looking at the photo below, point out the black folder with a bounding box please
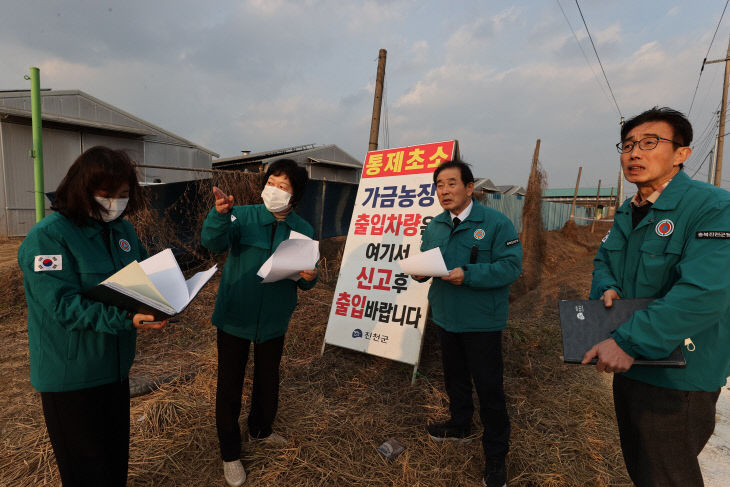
[558,298,686,368]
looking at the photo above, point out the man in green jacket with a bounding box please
[584,107,730,487]
[415,160,522,487]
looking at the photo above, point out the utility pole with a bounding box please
[590,179,602,233]
[569,166,582,221]
[616,168,624,210]
[704,35,730,187]
[709,135,719,185]
[368,49,387,152]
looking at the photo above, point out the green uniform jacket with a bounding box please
[420,199,522,332]
[590,170,730,391]
[201,204,317,343]
[18,212,146,393]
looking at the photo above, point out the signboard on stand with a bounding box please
[322,140,458,380]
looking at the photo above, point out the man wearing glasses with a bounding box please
[583,107,730,486]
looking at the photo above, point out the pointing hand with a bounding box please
[213,186,234,214]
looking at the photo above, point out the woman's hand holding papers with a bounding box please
[133,313,167,330]
[299,269,317,282]
[213,186,234,214]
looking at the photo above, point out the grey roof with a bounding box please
[307,157,363,169]
[474,178,499,192]
[496,185,526,196]
[0,90,218,157]
[213,144,362,169]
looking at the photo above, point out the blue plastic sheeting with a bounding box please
[296,180,358,240]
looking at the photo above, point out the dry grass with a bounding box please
[0,200,631,485]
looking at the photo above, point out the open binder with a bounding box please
[84,249,218,320]
[558,298,686,368]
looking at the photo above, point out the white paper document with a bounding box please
[136,248,218,313]
[398,247,449,277]
[88,248,218,318]
[257,232,320,283]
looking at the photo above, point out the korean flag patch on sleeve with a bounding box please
[34,255,62,272]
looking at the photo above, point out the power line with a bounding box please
[691,149,714,179]
[688,0,730,117]
[574,0,622,119]
[693,103,721,143]
[555,0,613,109]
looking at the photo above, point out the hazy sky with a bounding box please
[2,0,730,195]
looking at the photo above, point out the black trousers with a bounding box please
[216,328,285,461]
[613,374,720,487]
[439,327,510,461]
[41,379,130,487]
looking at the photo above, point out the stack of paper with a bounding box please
[257,230,320,283]
[84,249,218,319]
[398,248,449,277]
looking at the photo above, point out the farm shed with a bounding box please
[213,144,362,184]
[0,90,218,236]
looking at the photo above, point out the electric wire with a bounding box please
[690,149,714,179]
[686,108,720,170]
[574,0,622,119]
[693,103,721,144]
[688,127,717,170]
[688,0,730,117]
[555,0,613,109]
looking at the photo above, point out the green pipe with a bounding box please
[30,67,45,222]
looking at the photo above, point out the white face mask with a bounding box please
[94,196,129,222]
[261,185,292,213]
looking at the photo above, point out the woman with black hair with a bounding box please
[201,158,318,486]
[17,146,166,486]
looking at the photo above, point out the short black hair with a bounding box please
[432,159,475,185]
[263,158,308,206]
[52,146,143,225]
[621,107,693,147]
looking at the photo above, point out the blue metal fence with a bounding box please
[479,193,591,232]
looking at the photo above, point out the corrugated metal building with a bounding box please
[0,89,218,236]
[213,144,362,183]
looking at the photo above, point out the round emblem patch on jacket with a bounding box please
[119,238,131,252]
[474,229,485,240]
[655,219,674,237]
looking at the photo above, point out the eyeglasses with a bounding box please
[616,136,681,154]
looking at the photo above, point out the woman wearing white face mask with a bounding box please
[17,146,166,486]
[201,159,318,486]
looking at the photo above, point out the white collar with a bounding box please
[450,200,473,222]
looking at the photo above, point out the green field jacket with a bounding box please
[590,170,730,391]
[420,200,522,332]
[18,212,146,392]
[201,204,317,343]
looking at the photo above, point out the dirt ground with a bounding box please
[0,226,636,486]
